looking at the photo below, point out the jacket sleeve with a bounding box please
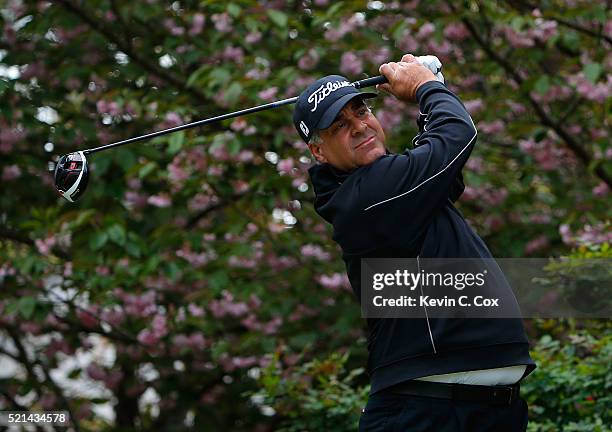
[361,81,477,248]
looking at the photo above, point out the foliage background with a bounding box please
[0,0,610,430]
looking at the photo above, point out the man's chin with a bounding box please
[360,147,386,166]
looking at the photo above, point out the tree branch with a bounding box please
[453,7,612,188]
[5,327,81,432]
[55,0,208,103]
[0,226,70,261]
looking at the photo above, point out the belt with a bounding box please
[389,380,520,406]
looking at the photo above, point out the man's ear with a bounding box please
[308,142,327,164]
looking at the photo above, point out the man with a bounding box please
[292,54,536,432]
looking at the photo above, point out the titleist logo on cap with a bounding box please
[307,80,353,112]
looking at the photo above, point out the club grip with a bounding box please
[352,75,388,89]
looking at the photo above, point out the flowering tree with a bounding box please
[0,0,609,430]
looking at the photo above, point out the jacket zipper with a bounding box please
[417,255,437,354]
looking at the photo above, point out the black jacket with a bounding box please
[308,81,536,394]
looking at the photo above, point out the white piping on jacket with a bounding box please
[363,118,477,212]
[417,255,437,353]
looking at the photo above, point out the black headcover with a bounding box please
[54,151,89,202]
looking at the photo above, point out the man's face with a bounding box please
[308,98,386,171]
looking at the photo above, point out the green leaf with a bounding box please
[186,65,209,88]
[583,63,602,84]
[90,231,108,250]
[139,161,157,178]
[125,241,141,257]
[107,224,126,246]
[18,297,36,319]
[0,79,9,96]
[168,131,185,154]
[325,2,345,18]
[267,10,287,28]
[534,75,550,95]
[227,3,241,18]
[224,82,243,105]
[208,68,231,89]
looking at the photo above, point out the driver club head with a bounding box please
[54,151,89,202]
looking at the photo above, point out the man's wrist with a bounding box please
[415,80,446,105]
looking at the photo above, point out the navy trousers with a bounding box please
[358,390,528,431]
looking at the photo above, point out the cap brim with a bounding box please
[315,91,378,131]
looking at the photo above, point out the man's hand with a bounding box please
[377,54,437,103]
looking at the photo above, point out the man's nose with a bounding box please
[351,117,367,135]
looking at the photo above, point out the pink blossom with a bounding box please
[0,124,26,153]
[574,223,612,246]
[148,193,172,207]
[298,49,319,70]
[258,87,278,101]
[210,141,230,161]
[117,289,157,318]
[189,13,206,36]
[103,370,123,390]
[262,316,282,335]
[233,356,258,368]
[317,273,350,292]
[592,182,609,197]
[151,314,168,338]
[528,19,557,42]
[245,31,262,44]
[86,364,107,381]
[559,224,573,245]
[167,160,189,183]
[300,244,331,260]
[266,255,297,270]
[137,329,160,346]
[163,18,185,36]
[2,164,21,180]
[232,180,249,194]
[100,308,125,327]
[223,46,244,64]
[503,26,534,48]
[397,31,418,52]
[21,61,47,80]
[340,52,363,76]
[209,290,249,318]
[370,47,391,65]
[444,23,470,40]
[211,13,232,33]
[76,308,99,329]
[231,118,247,131]
[478,120,504,135]
[188,193,218,212]
[484,216,503,231]
[187,303,205,317]
[35,235,56,255]
[277,158,294,175]
[464,99,484,114]
[160,112,183,129]
[465,156,484,174]
[176,244,217,267]
[524,235,549,255]
[417,22,435,39]
[288,304,316,322]
[528,213,551,224]
[237,150,254,162]
[123,191,148,210]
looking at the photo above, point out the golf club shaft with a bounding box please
[84,75,389,155]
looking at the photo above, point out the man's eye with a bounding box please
[334,122,346,132]
[357,108,368,116]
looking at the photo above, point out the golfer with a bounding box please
[293,54,536,431]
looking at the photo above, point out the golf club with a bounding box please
[54,57,442,202]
